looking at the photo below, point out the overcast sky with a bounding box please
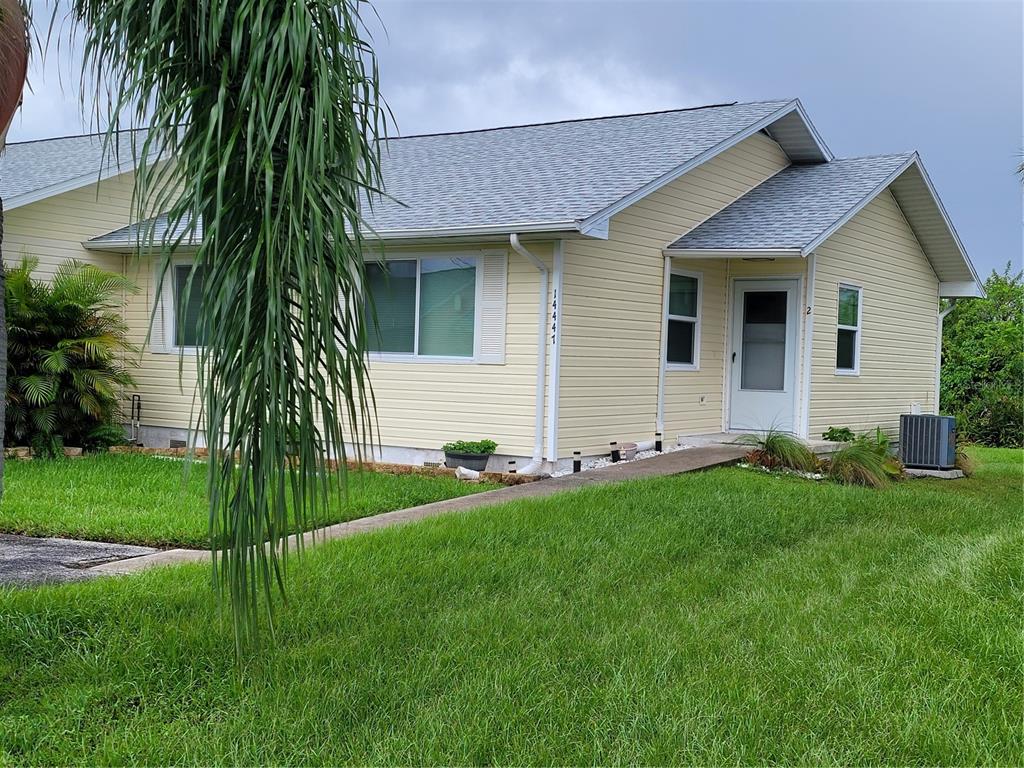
[7,0,1022,277]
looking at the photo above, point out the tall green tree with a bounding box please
[61,0,385,644]
[941,265,1024,447]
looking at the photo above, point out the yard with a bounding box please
[0,453,500,548]
[0,447,1019,764]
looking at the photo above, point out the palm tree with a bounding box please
[0,0,31,498]
[5,1,385,647]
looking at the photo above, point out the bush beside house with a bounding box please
[4,258,138,457]
[941,265,1024,447]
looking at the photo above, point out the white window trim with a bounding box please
[835,282,863,376]
[162,256,203,355]
[363,251,487,364]
[664,267,702,371]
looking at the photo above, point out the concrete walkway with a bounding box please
[0,534,157,586]
[89,444,747,576]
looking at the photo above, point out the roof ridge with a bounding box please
[383,100,794,142]
[5,100,799,146]
[3,127,147,147]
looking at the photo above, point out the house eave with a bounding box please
[662,247,803,260]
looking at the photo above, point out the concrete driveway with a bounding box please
[0,534,158,587]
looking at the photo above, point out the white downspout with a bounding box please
[799,252,816,438]
[510,233,548,474]
[656,254,671,434]
[935,299,956,414]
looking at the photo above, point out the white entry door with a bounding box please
[728,279,800,433]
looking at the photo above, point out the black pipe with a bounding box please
[572,451,581,473]
[655,432,663,452]
[610,441,620,463]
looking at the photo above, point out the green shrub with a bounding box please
[82,422,129,452]
[941,265,1023,447]
[739,430,818,472]
[5,258,138,456]
[822,426,855,442]
[442,439,498,455]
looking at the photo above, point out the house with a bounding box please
[0,99,982,472]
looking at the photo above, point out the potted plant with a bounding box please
[442,439,497,472]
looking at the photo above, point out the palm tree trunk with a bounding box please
[0,197,7,496]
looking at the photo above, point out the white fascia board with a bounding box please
[799,155,919,255]
[939,281,984,298]
[368,220,582,241]
[83,220,586,251]
[6,150,168,211]
[662,247,802,259]
[6,164,135,211]
[577,100,830,235]
[791,98,835,162]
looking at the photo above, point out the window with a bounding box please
[665,270,700,368]
[740,290,788,391]
[173,262,206,348]
[836,284,862,373]
[364,256,478,358]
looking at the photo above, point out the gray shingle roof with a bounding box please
[86,214,200,248]
[0,130,153,203]
[362,100,798,232]
[667,154,913,252]
[7,100,830,236]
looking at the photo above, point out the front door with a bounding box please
[728,279,800,433]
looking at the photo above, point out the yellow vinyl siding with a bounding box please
[358,243,551,457]
[809,190,939,437]
[558,133,791,455]
[122,243,551,456]
[3,171,138,277]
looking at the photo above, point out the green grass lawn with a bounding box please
[0,447,1019,765]
[0,453,500,548]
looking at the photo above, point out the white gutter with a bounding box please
[799,252,816,438]
[662,247,802,260]
[545,241,564,461]
[510,233,549,474]
[935,299,957,414]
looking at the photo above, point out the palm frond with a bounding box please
[66,0,386,645]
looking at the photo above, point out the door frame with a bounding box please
[723,274,805,434]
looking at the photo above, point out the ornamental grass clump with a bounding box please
[738,429,818,473]
[823,428,904,487]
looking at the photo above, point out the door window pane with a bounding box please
[667,319,695,365]
[740,290,787,391]
[838,287,860,327]
[837,328,857,370]
[174,264,206,347]
[669,273,698,317]
[418,257,476,357]
[365,260,416,353]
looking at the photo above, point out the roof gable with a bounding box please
[666,153,981,296]
[0,130,153,209]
